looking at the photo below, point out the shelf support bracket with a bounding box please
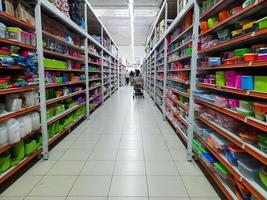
[35,1,49,160]
[187,0,200,162]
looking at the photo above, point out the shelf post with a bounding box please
[187,0,200,161]
[109,56,111,97]
[84,4,90,119]
[35,1,49,160]
[162,2,168,119]
[101,27,104,104]
[154,51,156,104]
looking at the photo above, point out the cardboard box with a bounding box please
[4,0,15,16]
[15,3,35,26]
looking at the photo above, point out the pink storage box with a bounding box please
[257,54,267,61]
[229,99,239,109]
[235,75,242,89]
[226,71,240,87]
[215,96,229,108]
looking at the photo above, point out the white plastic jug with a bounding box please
[7,119,21,144]
[0,124,8,146]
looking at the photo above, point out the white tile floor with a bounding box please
[0,87,221,200]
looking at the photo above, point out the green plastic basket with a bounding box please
[254,76,267,92]
[11,140,25,165]
[24,139,37,156]
[0,152,11,173]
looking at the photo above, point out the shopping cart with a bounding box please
[133,77,144,99]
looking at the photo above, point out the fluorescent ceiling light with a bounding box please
[94,8,157,18]
[94,8,129,17]
[129,0,134,60]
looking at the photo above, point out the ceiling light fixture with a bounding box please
[129,0,134,60]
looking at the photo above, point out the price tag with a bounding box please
[251,32,256,37]
[246,90,250,95]
[248,61,252,67]
[242,143,245,149]
[244,117,248,123]
[239,176,243,182]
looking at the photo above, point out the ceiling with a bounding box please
[88,0,163,46]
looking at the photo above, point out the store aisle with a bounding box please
[1,87,220,200]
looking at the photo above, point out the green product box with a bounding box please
[254,76,267,92]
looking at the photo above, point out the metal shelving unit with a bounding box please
[0,0,118,185]
[141,0,267,199]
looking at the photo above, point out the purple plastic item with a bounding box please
[229,99,239,109]
[235,75,242,89]
[226,71,240,87]
[204,78,209,84]
[258,54,267,61]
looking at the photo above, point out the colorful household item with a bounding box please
[231,29,243,38]
[215,71,225,86]
[234,48,252,56]
[0,152,11,173]
[258,17,267,30]
[236,181,251,200]
[258,54,267,61]
[242,0,256,8]
[24,139,37,156]
[217,28,231,41]
[237,158,261,182]
[207,17,218,29]
[218,10,230,22]
[254,76,267,92]
[224,57,239,65]
[243,53,258,61]
[253,103,267,121]
[239,132,258,144]
[225,144,245,166]
[11,140,25,166]
[208,57,221,66]
[214,162,231,181]
[259,167,267,189]
[242,20,258,33]
[225,71,239,87]
[7,27,22,41]
[229,99,239,110]
[200,21,209,33]
[235,75,242,89]
[241,76,254,90]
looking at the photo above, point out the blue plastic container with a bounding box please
[225,150,238,166]
[241,76,254,90]
[208,57,221,66]
[202,153,217,168]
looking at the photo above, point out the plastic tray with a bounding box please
[237,158,262,182]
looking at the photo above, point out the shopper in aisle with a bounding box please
[125,70,130,85]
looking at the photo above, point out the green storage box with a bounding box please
[36,135,43,148]
[25,139,37,156]
[259,167,267,189]
[11,140,25,166]
[214,162,230,180]
[56,77,63,84]
[207,17,218,29]
[0,152,11,172]
[44,58,66,69]
[254,76,267,92]
[258,17,267,30]
[185,48,192,55]
[234,48,252,56]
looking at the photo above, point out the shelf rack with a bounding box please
[0,2,42,185]
[141,0,267,199]
[0,0,118,185]
[119,60,127,86]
